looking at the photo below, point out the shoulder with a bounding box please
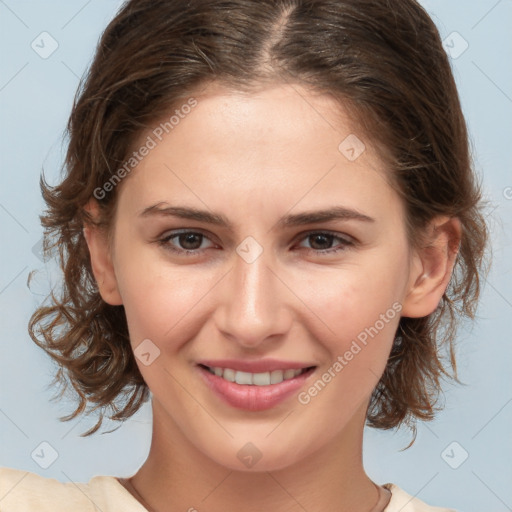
[384,483,458,512]
[0,466,91,511]
[0,466,146,511]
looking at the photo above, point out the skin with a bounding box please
[84,83,460,512]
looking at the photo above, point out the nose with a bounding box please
[213,247,293,349]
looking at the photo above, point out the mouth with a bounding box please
[196,361,317,411]
[199,364,315,386]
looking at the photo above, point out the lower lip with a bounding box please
[198,366,315,411]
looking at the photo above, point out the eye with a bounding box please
[296,231,354,254]
[156,229,354,257]
[157,230,216,255]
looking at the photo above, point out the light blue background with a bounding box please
[0,1,511,511]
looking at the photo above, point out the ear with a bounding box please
[401,216,461,318]
[82,199,123,306]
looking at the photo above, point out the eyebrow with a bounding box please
[138,203,375,228]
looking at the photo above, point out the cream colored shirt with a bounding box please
[0,467,456,511]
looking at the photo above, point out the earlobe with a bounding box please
[401,217,461,318]
[82,200,123,306]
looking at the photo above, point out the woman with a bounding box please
[0,0,488,510]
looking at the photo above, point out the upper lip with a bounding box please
[198,359,316,373]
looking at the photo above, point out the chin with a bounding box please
[219,449,298,473]
[195,431,318,474]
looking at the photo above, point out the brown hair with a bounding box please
[29,0,488,437]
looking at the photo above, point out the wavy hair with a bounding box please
[29,0,488,437]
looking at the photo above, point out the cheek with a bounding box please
[295,273,402,418]
[297,259,406,345]
[290,253,408,408]
[114,243,216,345]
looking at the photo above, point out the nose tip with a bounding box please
[214,247,292,349]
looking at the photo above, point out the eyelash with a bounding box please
[156,229,355,257]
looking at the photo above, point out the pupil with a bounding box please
[179,233,202,250]
[310,234,333,250]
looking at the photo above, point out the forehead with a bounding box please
[116,83,401,225]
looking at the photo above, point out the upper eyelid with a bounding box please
[159,229,354,248]
[294,231,355,249]
[160,227,217,240]
[160,229,219,246]
[295,229,353,240]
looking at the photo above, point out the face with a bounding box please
[89,83,430,472]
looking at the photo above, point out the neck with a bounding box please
[127,401,381,512]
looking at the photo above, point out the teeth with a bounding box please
[223,368,236,382]
[284,369,296,380]
[253,372,271,386]
[207,366,306,386]
[235,371,252,385]
[270,370,284,384]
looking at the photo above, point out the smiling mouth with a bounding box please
[198,364,316,386]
